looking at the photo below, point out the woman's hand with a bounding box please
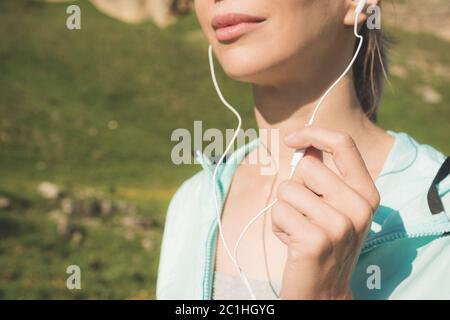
[272,125,380,300]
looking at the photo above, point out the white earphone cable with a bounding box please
[208,46,258,299]
[208,4,365,300]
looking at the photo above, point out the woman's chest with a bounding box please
[214,169,288,285]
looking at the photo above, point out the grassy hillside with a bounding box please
[0,0,448,299]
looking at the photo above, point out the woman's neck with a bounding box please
[252,74,392,180]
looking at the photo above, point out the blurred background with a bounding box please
[0,0,449,299]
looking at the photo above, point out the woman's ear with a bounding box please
[343,0,380,27]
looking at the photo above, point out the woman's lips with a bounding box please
[211,13,266,42]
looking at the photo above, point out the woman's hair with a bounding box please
[352,15,391,123]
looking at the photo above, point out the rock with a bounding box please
[48,210,71,238]
[61,197,73,215]
[38,182,62,200]
[390,65,408,78]
[71,231,84,246]
[121,215,153,232]
[82,198,102,217]
[60,193,127,217]
[100,199,114,217]
[107,120,118,130]
[141,238,154,251]
[415,85,442,104]
[61,197,87,216]
[0,196,11,210]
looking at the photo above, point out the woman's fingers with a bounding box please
[277,180,357,246]
[293,155,375,234]
[284,125,380,210]
[271,200,311,243]
[271,200,333,260]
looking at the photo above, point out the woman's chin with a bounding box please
[215,45,256,73]
[215,44,290,84]
[222,67,259,83]
[222,62,283,85]
[219,55,270,83]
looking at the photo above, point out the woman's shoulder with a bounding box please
[372,130,450,238]
[381,131,447,177]
[378,130,449,195]
[167,169,210,211]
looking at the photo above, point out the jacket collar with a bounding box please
[195,138,260,193]
[195,131,450,249]
[194,131,416,190]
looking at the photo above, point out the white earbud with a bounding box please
[208,0,368,300]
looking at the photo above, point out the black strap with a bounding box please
[427,157,450,214]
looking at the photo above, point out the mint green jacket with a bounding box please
[157,131,450,299]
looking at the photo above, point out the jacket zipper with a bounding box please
[202,220,219,299]
[197,151,224,300]
[202,179,224,300]
[362,228,450,253]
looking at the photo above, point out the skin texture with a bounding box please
[194,0,390,299]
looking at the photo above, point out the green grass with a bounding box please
[0,0,449,299]
[379,29,450,152]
